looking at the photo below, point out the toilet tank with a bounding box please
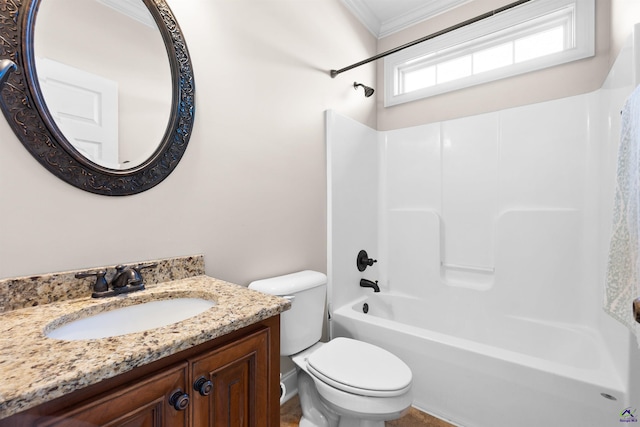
[248,270,327,356]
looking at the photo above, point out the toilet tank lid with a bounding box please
[248,270,327,295]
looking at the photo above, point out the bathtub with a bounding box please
[330,293,626,427]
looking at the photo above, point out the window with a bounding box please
[384,0,594,106]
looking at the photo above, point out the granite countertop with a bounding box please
[0,273,289,420]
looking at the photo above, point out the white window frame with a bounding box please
[384,0,595,107]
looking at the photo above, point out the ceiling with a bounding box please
[341,0,470,38]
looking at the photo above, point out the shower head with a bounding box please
[354,82,375,98]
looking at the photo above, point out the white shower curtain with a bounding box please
[605,84,640,345]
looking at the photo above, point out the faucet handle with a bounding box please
[133,262,158,281]
[134,262,158,272]
[75,270,108,293]
[357,250,377,272]
[114,262,158,272]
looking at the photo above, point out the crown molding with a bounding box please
[341,0,471,39]
[340,0,381,37]
[379,0,470,38]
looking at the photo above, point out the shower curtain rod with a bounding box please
[330,0,532,78]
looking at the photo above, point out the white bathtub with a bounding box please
[330,293,626,427]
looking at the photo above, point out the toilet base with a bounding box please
[297,367,338,427]
[296,368,407,427]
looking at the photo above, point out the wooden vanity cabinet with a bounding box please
[190,327,269,427]
[0,316,280,427]
[35,364,190,427]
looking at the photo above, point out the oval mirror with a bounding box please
[0,0,195,195]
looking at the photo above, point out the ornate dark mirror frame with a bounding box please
[0,0,195,196]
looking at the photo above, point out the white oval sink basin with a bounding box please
[46,298,216,340]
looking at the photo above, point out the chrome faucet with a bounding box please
[76,263,158,298]
[360,278,380,293]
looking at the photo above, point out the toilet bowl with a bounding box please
[248,271,413,427]
[292,339,413,427]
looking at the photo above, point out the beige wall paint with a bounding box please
[0,0,376,285]
[376,0,617,130]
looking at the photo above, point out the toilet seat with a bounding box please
[306,337,412,398]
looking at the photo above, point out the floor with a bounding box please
[280,395,455,427]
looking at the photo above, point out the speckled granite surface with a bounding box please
[0,255,205,313]
[0,257,289,420]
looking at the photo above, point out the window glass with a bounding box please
[403,66,436,93]
[473,42,514,74]
[437,55,472,84]
[514,26,565,63]
[384,0,594,106]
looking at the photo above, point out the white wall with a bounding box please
[326,111,379,313]
[612,0,640,59]
[331,93,600,324]
[380,95,601,322]
[0,0,377,285]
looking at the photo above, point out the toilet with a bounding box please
[249,270,413,427]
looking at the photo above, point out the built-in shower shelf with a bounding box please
[441,261,495,290]
[440,262,495,273]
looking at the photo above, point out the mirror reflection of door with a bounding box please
[37,58,119,168]
[33,0,172,170]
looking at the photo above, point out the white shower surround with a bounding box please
[326,25,640,427]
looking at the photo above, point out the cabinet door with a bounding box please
[36,363,189,427]
[190,328,269,427]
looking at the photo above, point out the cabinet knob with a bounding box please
[194,376,213,396]
[169,389,190,411]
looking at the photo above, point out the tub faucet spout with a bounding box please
[360,278,380,293]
